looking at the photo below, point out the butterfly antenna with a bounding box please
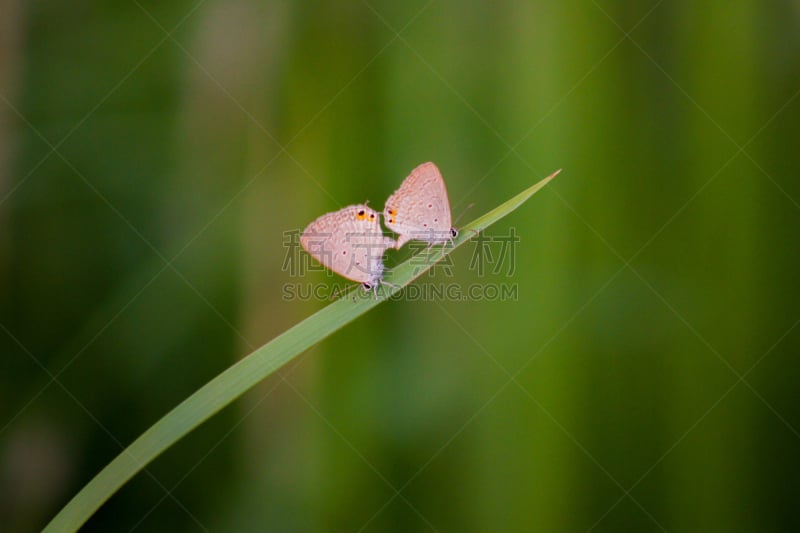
[453,202,474,227]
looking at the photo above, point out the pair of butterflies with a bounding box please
[300,162,457,292]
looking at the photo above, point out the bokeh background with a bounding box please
[2,1,799,531]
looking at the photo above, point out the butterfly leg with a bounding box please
[381,279,400,291]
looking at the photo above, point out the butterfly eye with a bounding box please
[451,228,458,238]
[356,210,366,220]
[369,213,375,220]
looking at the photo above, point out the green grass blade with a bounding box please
[43,169,560,532]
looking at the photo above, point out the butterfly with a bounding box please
[384,162,458,250]
[300,204,396,294]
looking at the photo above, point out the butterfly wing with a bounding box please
[384,162,453,249]
[301,205,394,286]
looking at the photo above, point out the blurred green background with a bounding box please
[2,0,799,531]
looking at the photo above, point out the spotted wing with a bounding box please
[384,162,453,248]
[300,205,394,285]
